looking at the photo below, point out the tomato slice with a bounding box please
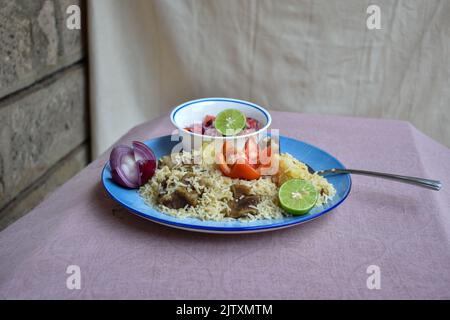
[223,141,235,157]
[222,141,246,164]
[217,143,261,180]
[216,152,233,177]
[230,162,261,180]
[258,146,280,176]
[216,137,280,180]
[245,137,259,168]
[258,146,272,167]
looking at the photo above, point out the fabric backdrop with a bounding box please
[88,0,450,157]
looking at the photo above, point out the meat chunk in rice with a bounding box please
[158,187,198,209]
[230,184,251,199]
[227,184,260,218]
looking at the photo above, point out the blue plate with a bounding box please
[102,135,351,234]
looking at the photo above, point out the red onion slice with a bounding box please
[111,167,139,188]
[110,145,133,169]
[246,117,260,130]
[109,146,140,188]
[109,142,156,189]
[202,115,216,129]
[132,141,156,162]
[137,159,156,185]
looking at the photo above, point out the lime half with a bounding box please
[278,179,318,215]
[215,109,246,136]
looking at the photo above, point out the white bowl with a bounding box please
[170,98,272,151]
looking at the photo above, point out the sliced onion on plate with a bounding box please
[132,141,156,162]
[109,141,157,188]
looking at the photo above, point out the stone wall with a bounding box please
[0,0,88,230]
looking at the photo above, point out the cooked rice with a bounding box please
[139,151,335,222]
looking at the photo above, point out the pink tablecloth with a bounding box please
[1,112,450,299]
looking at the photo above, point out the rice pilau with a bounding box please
[139,151,336,222]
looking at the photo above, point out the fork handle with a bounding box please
[318,169,442,191]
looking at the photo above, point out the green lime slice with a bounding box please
[215,109,247,136]
[278,179,318,215]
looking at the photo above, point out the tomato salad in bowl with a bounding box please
[184,112,262,137]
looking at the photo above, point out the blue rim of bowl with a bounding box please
[102,135,352,232]
[170,97,272,140]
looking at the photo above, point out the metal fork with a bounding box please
[306,166,442,191]
[266,137,442,191]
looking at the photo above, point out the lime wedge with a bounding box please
[278,179,318,215]
[215,109,246,136]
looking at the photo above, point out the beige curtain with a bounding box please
[88,0,450,157]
